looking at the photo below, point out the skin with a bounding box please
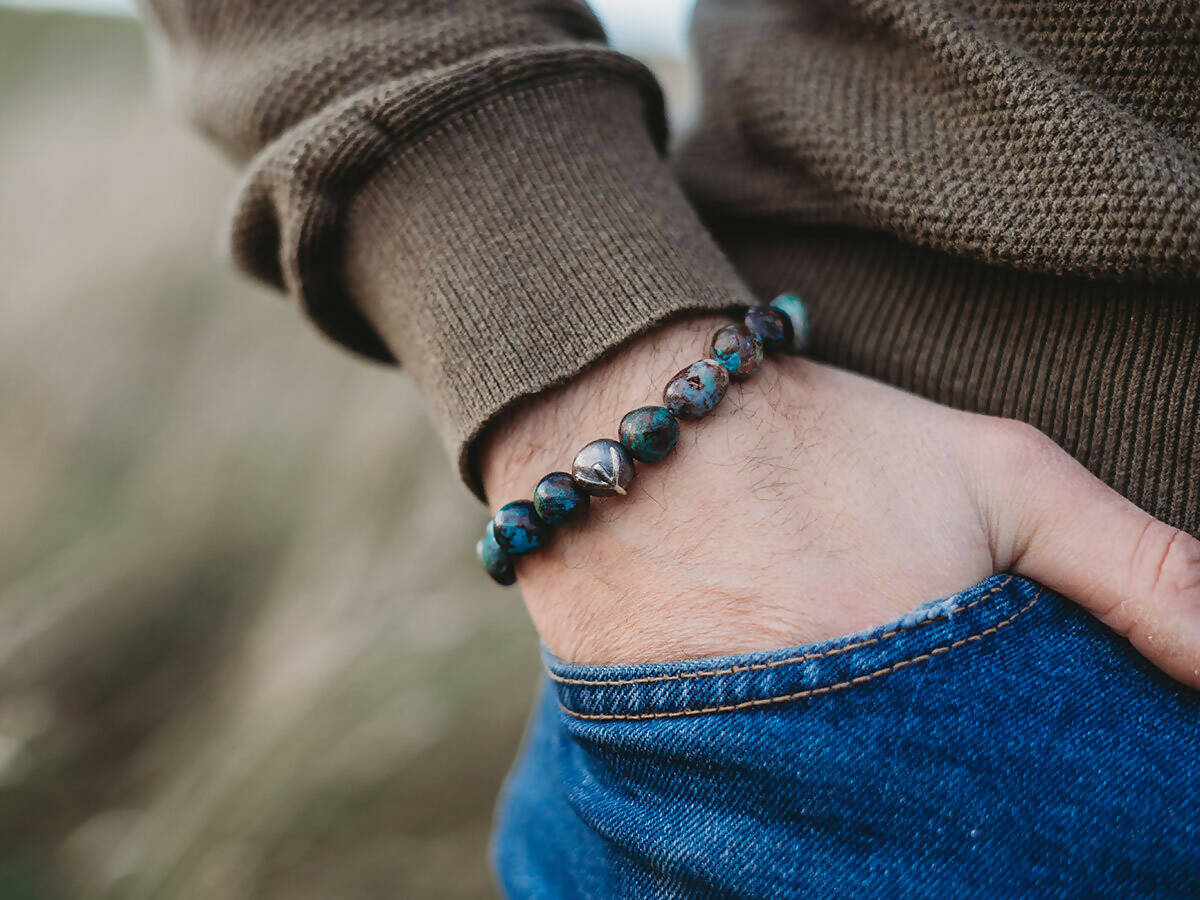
[481,315,1200,688]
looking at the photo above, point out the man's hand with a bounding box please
[481,316,1200,687]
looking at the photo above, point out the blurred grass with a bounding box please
[0,9,544,897]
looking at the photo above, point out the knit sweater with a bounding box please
[141,0,1200,536]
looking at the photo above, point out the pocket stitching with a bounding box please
[557,586,1044,721]
[548,576,1014,688]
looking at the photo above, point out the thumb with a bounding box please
[977,420,1200,689]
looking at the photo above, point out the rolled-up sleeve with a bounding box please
[141,0,754,496]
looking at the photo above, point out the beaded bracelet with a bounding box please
[477,293,811,586]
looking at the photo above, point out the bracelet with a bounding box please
[477,293,811,586]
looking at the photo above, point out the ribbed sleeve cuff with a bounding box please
[342,77,755,498]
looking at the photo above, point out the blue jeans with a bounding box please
[492,575,1200,897]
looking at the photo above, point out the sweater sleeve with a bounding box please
[141,0,755,497]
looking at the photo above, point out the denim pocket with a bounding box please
[499,574,1200,898]
[546,573,1047,721]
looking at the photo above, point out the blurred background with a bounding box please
[0,2,693,896]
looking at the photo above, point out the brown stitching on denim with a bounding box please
[547,576,1014,687]
[557,587,1044,721]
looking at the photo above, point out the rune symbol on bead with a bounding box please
[590,445,627,495]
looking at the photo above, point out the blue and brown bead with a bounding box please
[709,324,764,379]
[533,471,590,525]
[770,292,810,353]
[619,406,680,463]
[744,305,793,352]
[477,521,516,586]
[663,359,730,421]
[492,499,548,556]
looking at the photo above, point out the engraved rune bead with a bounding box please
[709,324,764,379]
[533,471,590,525]
[492,500,548,556]
[770,292,811,353]
[663,359,730,421]
[477,521,516,586]
[572,438,636,498]
[744,305,793,352]
[619,405,680,463]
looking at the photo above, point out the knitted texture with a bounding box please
[680,0,1200,280]
[144,0,1199,513]
[343,80,756,494]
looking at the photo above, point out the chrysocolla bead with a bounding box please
[663,359,730,421]
[744,305,793,352]
[770,292,811,353]
[477,521,516,586]
[709,324,764,379]
[619,406,680,463]
[572,438,636,497]
[533,471,590,525]
[492,500,548,556]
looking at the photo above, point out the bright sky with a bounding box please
[2,0,695,56]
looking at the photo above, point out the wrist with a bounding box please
[478,311,805,661]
